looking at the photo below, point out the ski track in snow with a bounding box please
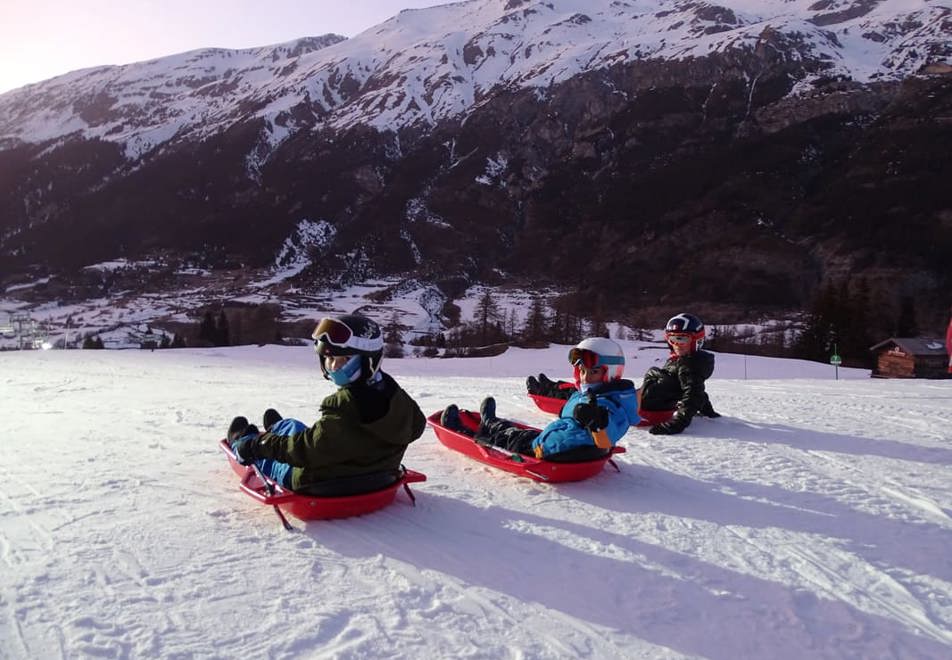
[0,346,950,659]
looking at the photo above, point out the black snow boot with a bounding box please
[263,408,282,431]
[480,396,497,424]
[227,416,250,442]
[699,399,721,418]
[441,404,463,432]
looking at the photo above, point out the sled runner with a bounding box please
[527,392,674,427]
[219,440,426,522]
[426,411,625,483]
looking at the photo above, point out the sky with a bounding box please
[1,342,950,657]
[0,0,457,94]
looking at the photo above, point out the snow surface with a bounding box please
[2,343,950,658]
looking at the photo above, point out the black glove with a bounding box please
[573,401,609,431]
[641,367,664,385]
[649,415,688,435]
[232,425,261,465]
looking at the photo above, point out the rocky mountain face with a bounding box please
[1,0,951,331]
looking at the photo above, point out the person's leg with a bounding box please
[639,377,680,411]
[699,393,721,418]
[269,418,307,435]
[253,418,307,487]
[538,374,574,399]
[442,404,468,433]
[478,418,539,454]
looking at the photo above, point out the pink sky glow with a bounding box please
[0,0,457,94]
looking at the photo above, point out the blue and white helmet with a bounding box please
[568,337,626,384]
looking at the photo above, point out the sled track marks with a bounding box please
[635,433,952,646]
[724,524,952,646]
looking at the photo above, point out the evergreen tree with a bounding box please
[795,283,838,362]
[522,297,548,342]
[171,334,186,348]
[473,290,503,345]
[895,295,919,337]
[216,310,231,346]
[506,308,518,340]
[383,312,404,358]
[840,278,873,366]
[589,294,609,338]
[588,317,609,338]
[199,311,216,345]
[383,312,403,345]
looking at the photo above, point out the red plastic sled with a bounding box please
[219,440,426,521]
[426,411,625,483]
[637,408,676,426]
[527,393,674,427]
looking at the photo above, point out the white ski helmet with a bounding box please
[568,337,626,385]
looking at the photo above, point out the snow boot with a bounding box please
[227,416,250,442]
[263,408,282,431]
[480,396,497,424]
[441,404,463,432]
[699,400,721,418]
[537,373,558,396]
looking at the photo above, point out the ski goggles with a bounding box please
[665,333,693,345]
[312,318,353,348]
[568,348,624,369]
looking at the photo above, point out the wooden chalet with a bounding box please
[869,337,950,379]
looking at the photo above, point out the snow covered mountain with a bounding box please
[0,0,948,156]
[1,0,951,335]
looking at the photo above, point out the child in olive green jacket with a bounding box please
[229,314,425,493]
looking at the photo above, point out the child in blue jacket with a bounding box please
[442,338,639,460]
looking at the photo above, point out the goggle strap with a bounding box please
[342,334,381,352]
[570,349,624,368]
[312,318,351,346]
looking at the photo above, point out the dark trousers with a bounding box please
[478,418,540,455]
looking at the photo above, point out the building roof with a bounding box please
[869,337,948,356]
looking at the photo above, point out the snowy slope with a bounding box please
[1,344,950,658]
[1,0,949,156]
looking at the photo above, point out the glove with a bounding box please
[649,415,688,435]
[573,401,609,431]
[231,425,261,465]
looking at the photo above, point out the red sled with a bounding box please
[219,439,426,522]
[426,411,625,483]
[527,393,675,427]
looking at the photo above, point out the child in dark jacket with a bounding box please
[443,338,639,460]
[227,314,426,494]
[640,313,720,435]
